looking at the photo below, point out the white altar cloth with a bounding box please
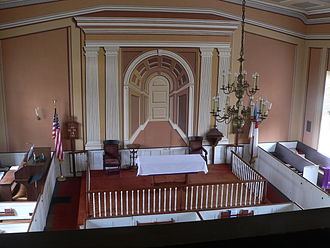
[136,154,208,176]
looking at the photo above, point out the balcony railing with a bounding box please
[85,151,267,220]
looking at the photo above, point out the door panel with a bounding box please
[149,76,169,121]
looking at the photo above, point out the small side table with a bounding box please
[127,144,141,168]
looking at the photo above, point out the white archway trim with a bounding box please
[123,49,196,145]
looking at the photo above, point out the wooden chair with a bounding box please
[188,136,208,164]
[103,140,121,173]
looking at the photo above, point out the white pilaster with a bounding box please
[198,47,214,137]
[104,46,120,140]
[84,47,102,150]
[217,47,231,142]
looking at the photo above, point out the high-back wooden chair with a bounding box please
[188,136,208,163]
[103,140,121,173]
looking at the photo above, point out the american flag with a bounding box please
[52,108,64,161]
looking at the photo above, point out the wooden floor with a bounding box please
[77,164,290,228]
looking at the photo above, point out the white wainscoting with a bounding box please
[29,155,58,232]
[256,143,330,209]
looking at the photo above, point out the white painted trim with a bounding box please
[224,0,330,24]
[198,47,214,137]
[216,47,231,141]
[1,5,330,36]
[84,47,102,150]
[82,28,234,36]
[75,17,240,29]
[169,119,188,145]
[86,40,231,49]
[104,46,120,140]
[0,0,60,10]
[129,119,149,144]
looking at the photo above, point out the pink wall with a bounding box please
[2,28,70,152]
[239,33,296,143]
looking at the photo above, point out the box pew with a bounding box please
[256,142,330,209]
[272,143,319,185]
[290,142,330,189]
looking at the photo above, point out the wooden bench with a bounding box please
[0,171,17,201]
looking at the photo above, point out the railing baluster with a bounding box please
[244,183,248,205]
[131,190,134,215]
[215,185,219,207]
[143,189,145,214]
[115,191,118,216]
[126,191,129,216]
[121,191,123,216]
[190,186,194,210]
[174,187,177,211]
[104,192,107,217]
[249,183,253,205]
[240,183,243,206]
[92,192,96,218]
[230,184,233,207]
[225,184,229,207]
[185,186,188,210]
[220,184,224,207]
[110,192,112,216]
[195,186,199,209]
[200,185,204,209]
[205,185,209,209]
[137,190,140,215]
[210,185,214,208]
[169,188,172,212]
[148,189,151,213]
[98,192,101,217]
[235,183,239,206]
[164,188,167,212]
[158,188,161,213]
[153,189,156,213]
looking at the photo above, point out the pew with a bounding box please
[0,147,52,201]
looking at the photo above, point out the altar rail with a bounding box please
[85,152,267,219]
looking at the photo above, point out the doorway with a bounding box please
[149,75,169,121]
[318,71,330,156]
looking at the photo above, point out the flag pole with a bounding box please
[53,99,66,182]
[57,161,66,182]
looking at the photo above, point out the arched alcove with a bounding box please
[123,50,195,147]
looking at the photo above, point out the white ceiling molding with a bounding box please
[0,0,60,10]
[85,40,232,49]
[82,28,234,36]
[75,17,240,36]
[0,5,330,39]
[223,0,330,24]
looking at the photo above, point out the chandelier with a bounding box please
[211,0,271,144]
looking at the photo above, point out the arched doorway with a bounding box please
[148,75,169,121]
[123,49,195,147]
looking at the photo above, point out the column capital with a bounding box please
[84,47,100,57]
[104,46,120,56]
[217,47,231,58]
[200,47,214,57]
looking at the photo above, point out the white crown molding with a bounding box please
[85,40,232,49]
[82,28,234,36]
[75,17,239,36]
[223,0,330,24]
[0,0,59,10]
[1,5,330,39]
